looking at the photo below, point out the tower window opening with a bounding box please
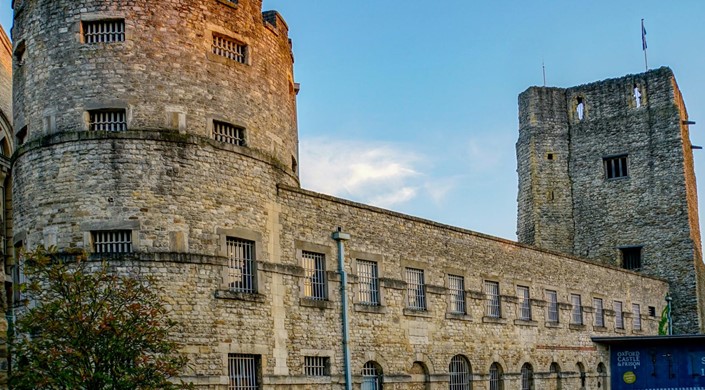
[89,110,127,132]
[648,306,656,317]
[16,126,28,146]
[634,84,642,108]
[212,33,248,64]
[213,121,246,146]
[83,19,125,44]
[576,97,585,120]
[92,230,132,254]
[547,153,554,160]
[604,155,628,179]
[621,246,642,270]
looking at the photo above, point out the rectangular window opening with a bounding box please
[570,294,583,325]
[89,109,127,132]
[621,247,642,270]
[593,298,604,327]
[632,303,641,331]
[648,306,656,317]
[83,19,125,43]
[213,120,246,146]
[604,155,629,179]
[302,251,326,300]
[546,290,559,323]
[484,280,501,318]
[227,237,255,293]
[92,230,132,254]
[357,260,379,306]
[517,285,531,320]
[615,301,624,329]
[228,354,259,390]
[448,275,465,314]
[405,268,426,310]
[212,33,248,64]
[304,356,329,376]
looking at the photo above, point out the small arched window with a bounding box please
[550,362,561,390]
[362,361,383,390]
[576,362,586,389]
[489,362,503,390]
[449,355,471,390]
[597,362,607,388]
[521,363,534,390]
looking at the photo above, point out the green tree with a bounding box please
[10,247,192,390]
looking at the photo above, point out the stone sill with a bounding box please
[482,316,507,325]
[545,321,561,328]
[403,308,432,318]
[592,326,608,332]
[354,303,387,314]
[445,312,472,322]
[216,0,238,9]
[514,319,538,327]
[615,328,627,334]
[214,290,266,303]
[569,323,587,331]
[631,329,644,334]
[300,298,334,310]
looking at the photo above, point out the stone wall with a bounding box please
[0,26,10,126]
[517,68,705,334]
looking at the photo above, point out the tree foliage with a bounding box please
[10,247,192,390]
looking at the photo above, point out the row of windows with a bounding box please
[227,355,602,390]
[574,85,644,121]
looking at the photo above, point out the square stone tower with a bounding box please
[517,67,705,334]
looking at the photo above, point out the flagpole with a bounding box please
[542,60,546,86]
[642,19,648,71]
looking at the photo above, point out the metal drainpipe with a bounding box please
[666,295,673,335]
[332,227,352,390]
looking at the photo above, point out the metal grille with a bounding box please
[213,121,246,146]
[593,298,604,327]
[521,364,533,390]
[357,260,379,305]
[212,34,247,64]
[228,354,258,390]
[621,247,642,270]
[227,237,255,293]
[489,363,503,390]
[517,286,531,320]
[615,301,624,329]
[570,294,583,325]
[89,110,127,132]
[484,281,500,318]
[83,20,125,43]
[361,362,382,390]
[304,356,329,376]
[93,230,132,254]
[449,355,471,390]
[546,290,558,323]
[302,251,326,300]
[604,155,628,179]
[448,275,465,314]
[405,268,426,310]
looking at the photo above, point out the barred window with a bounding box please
[593,298,604,327]
[621,247,642,270]
[449,355,471,390]
[212,33,248,64]
[632,303,641,330]
[362,361,383,390]
[213,121,246,146]
[546,290,559,323]
[304,356,329,376]
[83,19,125,43]
[228,354,259,390]
[614,301,624,329]
[227,237,255,293]
[302,251,326,300]
[489,362,503,390]
[357,260,379,305]
[570,294,583,325]
[484,281,501,318]
[604,155,628,179]
[520,363,534,390]
[89,110,127,132]
[405,268,426,310]
[448,275,466,314]
[92,230,132,254]
[517,286,531,320]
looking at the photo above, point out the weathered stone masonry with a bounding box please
[6,0,696,389]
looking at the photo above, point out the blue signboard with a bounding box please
[611,345,705,389]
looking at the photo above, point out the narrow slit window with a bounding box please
[213,121,246,146]
[89,110,127,132]
[576,97,585,120]
[604,155,629,179]
[212,33,248,64]
[92,230,132,254]
[634,85,642,108]
[83,19,125,43]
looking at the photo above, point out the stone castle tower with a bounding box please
[517,68,705,334]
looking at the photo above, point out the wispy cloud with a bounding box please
[300,137,442,208]
[464,132,514,173]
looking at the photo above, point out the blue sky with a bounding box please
[2,1,705,241]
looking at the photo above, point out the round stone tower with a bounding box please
[12,0,299,253]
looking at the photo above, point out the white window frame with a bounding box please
[632,303,641,331]
[405,267,426,310]
[517,285,531,321]
[448,275,466,314]
[615,301,624,329]
[357,260,380,306]
[593,298,604,327]
[546,290,559,323]
[570,294,583,325]
[484,280,501,318]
